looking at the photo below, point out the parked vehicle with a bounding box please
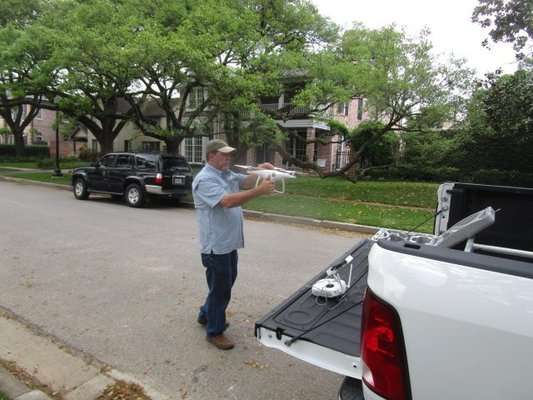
[72,152,193,207]
[256,182,533,400]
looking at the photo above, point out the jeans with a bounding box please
[199,250,238,336]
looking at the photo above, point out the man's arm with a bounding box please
[220,163,276,208]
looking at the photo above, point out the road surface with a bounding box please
[0,180,367,400]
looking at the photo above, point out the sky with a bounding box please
[310,0,519,76]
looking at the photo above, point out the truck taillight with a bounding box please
[361,288,410,400]
[155,173,163,184]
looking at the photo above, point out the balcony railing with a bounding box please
[261,103,328,117]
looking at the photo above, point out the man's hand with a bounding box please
[257,162,275,170]
[257,175,276,195]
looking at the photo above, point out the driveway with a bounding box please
[0,180,368,400]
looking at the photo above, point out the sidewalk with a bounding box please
[0,314,168,400]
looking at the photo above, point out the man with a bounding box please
[192,139,275,350]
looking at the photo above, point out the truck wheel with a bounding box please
[338,377,364,400]
[73,179,89,200]
[125,183,145,208]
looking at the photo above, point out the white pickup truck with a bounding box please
[255,182,533,400]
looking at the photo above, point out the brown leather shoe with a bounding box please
[206,334,235,350]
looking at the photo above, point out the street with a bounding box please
[0,180,367,400]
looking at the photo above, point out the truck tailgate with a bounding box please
[255,240,372,379]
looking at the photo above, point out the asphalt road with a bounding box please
[0,180,368,400]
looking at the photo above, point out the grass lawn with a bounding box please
[245,178,437,232]
[1,165,440,233]
[0,161,87,169]
[3,171,72,186]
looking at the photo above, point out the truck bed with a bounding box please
[254,240,372,378]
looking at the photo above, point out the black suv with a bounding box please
[72,152,193,207]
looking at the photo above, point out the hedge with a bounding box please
[0,144,50,159]
[363,164,533,187]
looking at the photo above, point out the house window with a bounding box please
[91,139,99,152]
[286,133,307,162]
[255,144,269,164]
[142,141,160,153]
[357,98,364,120]
[35,108,42,120]
[184,136,204,163]
[124,140,131,152]
[337,102,348,116]
[147,116,161,126]
[186,87,206,110]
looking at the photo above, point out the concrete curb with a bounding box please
[243,210,379,235]
[0,315,168,400]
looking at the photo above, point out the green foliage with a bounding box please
[0,144,49,159]
[348,121,399,166]
[472,0,533,59]
[462,69,533,173]
[482,70,533,142]
[327,119,350,137]
[364,164,462,183]
[78,146,98,162]
[340,26,474,130]
[401,130,463,168]
[0,0,43,27]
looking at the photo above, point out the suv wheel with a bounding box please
[125,183,145,208]
[73,178,89,200]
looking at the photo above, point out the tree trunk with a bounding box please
[14,131,26,157]
[97,133,114,155]
[165,137,183,155]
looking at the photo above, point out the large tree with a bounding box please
[278,25,475,181]
[0,1,55,156]
[35,0,141,154]
[120,0,342,159]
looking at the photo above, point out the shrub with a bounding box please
[362,165,533,187]
[362,164,461,183]
[0,144,50,160]
[465,169,533,187]
[78,146,98,162]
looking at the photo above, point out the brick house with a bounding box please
[1,95,366,171]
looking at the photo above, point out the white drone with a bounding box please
[311,255,354,298]
[234,165,296,193]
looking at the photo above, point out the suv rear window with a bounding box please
[135,155,157,171]
[162,156,189,171]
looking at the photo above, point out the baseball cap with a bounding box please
[206,139,236,154]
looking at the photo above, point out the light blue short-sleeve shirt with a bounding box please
[192,164,247,254]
